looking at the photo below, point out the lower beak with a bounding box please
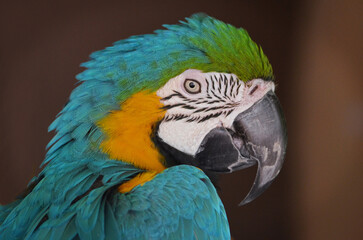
[195,91,287,205]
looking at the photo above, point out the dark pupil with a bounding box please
[189,82,196,88]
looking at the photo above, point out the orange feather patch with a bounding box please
[98,91,167,175]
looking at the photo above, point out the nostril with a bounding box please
[249,85,258,95]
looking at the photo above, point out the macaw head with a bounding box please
[48,14,287,205]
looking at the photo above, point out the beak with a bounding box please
[195,91,287,205]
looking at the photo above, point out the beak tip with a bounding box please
[238,198,252,206]
[238,168,279,206]
[238,191,261,206]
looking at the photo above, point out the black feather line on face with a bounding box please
[225,109,234,117]
[182,105,196,110]
[204,100,222,104]
[236,82,242,96]
[163,102,197,110]
[218,75,223,93]
[193,107,209,113]
[194,100,209,104]
[161,91,185,101]
[198,111,223,123]
[173,114,189,121]
[223,75,229,98]
[164,114,191,122]
[229,75,234,86]
[230,76,236,97]
[161,93,180,101]
[204,105,235,112]
[210,89,223,101]
[211,76,216,90]
[213,75,218,87]
[160,73,242,123]
[162,103,186,110]
[186,116,200,122]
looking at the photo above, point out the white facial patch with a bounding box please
[156,69,275,156]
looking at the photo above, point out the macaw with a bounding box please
[0,14,287,240]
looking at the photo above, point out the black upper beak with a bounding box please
[194,91,287,205]
[233,91,287,205]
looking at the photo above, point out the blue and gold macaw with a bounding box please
[0,14,287,239]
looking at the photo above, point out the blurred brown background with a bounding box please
[0,0,362,239]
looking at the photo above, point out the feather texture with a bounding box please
[0,164,229,240]
[0,14,273,239]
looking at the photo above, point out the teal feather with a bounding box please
[0,164,228,239]
[0,158,142,240]
[111,165,229,240]
[0,14,274,239]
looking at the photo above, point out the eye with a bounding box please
[184,79,201,94]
